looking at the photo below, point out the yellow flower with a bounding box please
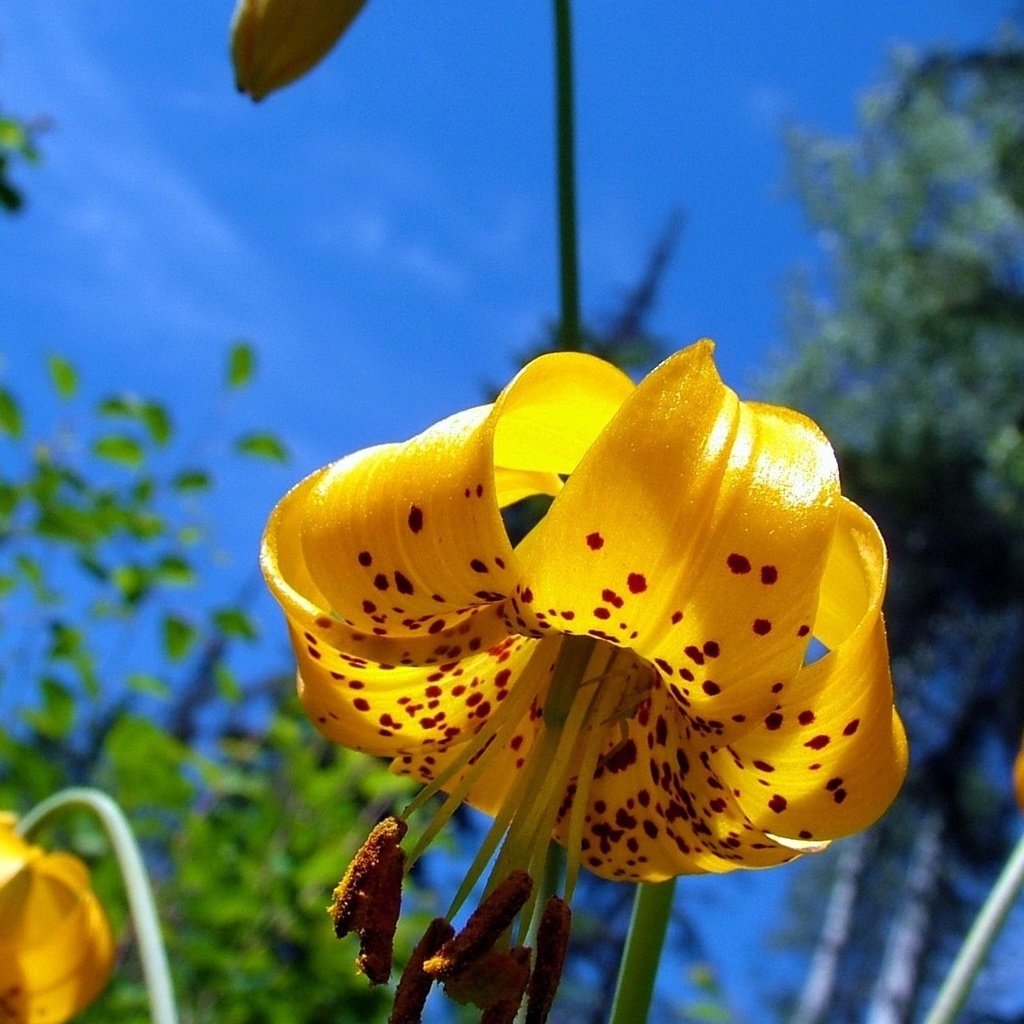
[261,341,908,1014]
[0,821,114,1024]
[1014,733,1024,812]
[231,0,369,102]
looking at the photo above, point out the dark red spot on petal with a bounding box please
[361,600,377,614]
[353,698,370,712]
[797,624,811,637]
[797,710,816,726]
[727,553,751,574]
[671,610,683,624]
[702,681,721,696]
[594,607,611,620]
[753,619,772,635]
[586,532,604,550]
[702,640,720,658]
[843,718,860,736]
[760,565,778,585]
[768,794,788,813]
[470,559,488,573]
[764,712,783,730]
[373,574,389,591]
[358,551,373,567]
[408,506,424,533]
[804,735,831,750]
[394,571,414,595]
[627,573,647,594]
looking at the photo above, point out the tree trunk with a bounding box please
[791,832,869,1024]
[864,811,945,1024]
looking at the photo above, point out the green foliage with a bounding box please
[0,344,414,1023]
[0,111,41,213]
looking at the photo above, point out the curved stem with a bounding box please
[923,828,1024,1024]
[608,879,676,1024]
[17,787,180,1024]
[553,0,581,351]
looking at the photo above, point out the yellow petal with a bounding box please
[545,679,802,882]
[515,342,840,742]
[1015,733,1024,812]
[231,0,369,101]
[261,353,633,750]
[0,833,114,1024]
[711,499,908,841]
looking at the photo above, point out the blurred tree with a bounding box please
[0,344,423,1023]
[767,30,1024,1024]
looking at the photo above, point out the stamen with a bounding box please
[562,654,626,900]
[442,947,531,1013]
[480,947,532,1024]
[389,917,455,1024]
[329,815,406,983]
[404,643,556,868]
[525,897,572,1024]
[423,869,533,980]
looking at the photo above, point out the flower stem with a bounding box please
[923,827,1024,1024]
[608,878,676,1024]
[17,787,180,1024]
[553,0,581,351]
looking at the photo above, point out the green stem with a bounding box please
[553,0,581,351]
[608,878,676,1024]
[17,787,180,1024]
[923,828,1024,1024]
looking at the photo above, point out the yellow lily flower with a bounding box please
[0,820,114,1024]
[231,0,369,101]
[261,341,907,1014]
[1014,734,1024,812]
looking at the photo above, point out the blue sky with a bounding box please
[0,2,1013,1019]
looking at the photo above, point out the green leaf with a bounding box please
[93,434,144,467]
[172,469,211,493]
[155,554,196,587]
[214,662,242,702]
[112,563,152,604]
[98,395,172,445]
[235,432,288,463]
[46,354,78,399]
[162,613,197,661]
[141,402,172,445]
[227,341,255,389]
[21,677,76,739]
[0,387,22,437]
[127,672,169,697]
[212,606,259,642]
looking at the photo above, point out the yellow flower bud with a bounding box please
[230,0,370,101]
[1015,733,1024,812]
[0,820,114,1024]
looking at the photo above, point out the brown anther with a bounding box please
[388,917,455,1024]
[480,947,532,1024]
[442,947,531,1011]
[329,815,407,984]
[422,869,533,980]
[525,896,572,1024]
